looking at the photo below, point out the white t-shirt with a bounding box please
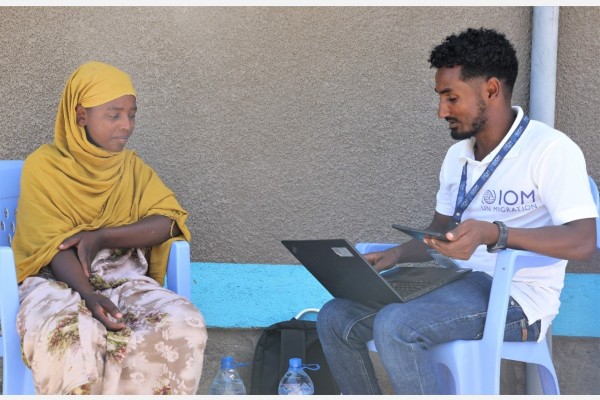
[435,106,598,341]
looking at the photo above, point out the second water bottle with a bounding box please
[277,357,320,395]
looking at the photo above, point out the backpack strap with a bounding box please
[279,324,306,375]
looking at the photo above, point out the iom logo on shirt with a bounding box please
[481,189,538,212]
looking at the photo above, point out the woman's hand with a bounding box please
[58,230,105,277]
[51,241,125,331]
[80,291,127,331]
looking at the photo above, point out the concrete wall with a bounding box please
[1,6,598,395]
[0,6,536,264]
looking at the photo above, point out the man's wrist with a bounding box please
[487,221,508,253]
[390,246,403,264]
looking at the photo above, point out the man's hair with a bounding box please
[428,28,518,93]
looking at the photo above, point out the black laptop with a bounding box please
[281,239,471,304]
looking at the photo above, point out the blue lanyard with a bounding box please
[453,114,530,224]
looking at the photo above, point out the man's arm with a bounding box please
[425,217,597,261]
[505,219,596,259]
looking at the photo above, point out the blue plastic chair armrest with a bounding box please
[588,176,600,247]
[355,243,398,254]
[166,240,191,300]
[1,246,20,367]
[0,246,35,394]
[482,249,561,355]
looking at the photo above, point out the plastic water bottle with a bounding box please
[208,355,247,395]
[277,357,320,395]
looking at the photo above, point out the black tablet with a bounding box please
[392,224,450,242]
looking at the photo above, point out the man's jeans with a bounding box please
[316,271,541,395]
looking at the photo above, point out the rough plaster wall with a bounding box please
[555,7,600,274]
[556,6,600,182]
[0,6,535,264]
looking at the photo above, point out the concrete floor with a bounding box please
[2,328,598,395]
[197,328,600,395]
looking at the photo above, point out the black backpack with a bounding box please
[249,316,340,395]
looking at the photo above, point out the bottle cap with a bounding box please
[289,357,302,368]
[288,358,321,372]
[221,355,235,368]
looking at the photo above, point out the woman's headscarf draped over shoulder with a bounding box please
[12,61,191,284]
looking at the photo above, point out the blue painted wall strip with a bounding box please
[191,263,331,328]
[191,262,599,337]
[553,273,600,338]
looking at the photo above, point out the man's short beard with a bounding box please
[450,98,488,141]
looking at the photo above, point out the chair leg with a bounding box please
[435,364,456,394]
[537,364,560,395]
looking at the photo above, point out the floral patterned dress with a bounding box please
[17,248,207,395]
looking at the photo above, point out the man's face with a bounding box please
[77,95,137,153]
[435,66,488,140]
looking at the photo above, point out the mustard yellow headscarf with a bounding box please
[12,61,191,284]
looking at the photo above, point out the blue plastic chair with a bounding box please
[355,176,599,395]
[0,159,192,395]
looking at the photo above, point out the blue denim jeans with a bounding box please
[316,271,541,395]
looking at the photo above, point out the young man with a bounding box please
[316,28,598,395]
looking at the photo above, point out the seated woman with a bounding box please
[11,61,207,395]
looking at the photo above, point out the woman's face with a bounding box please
[76,95,137,153]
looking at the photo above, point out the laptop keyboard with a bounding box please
[386,279,435,294]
